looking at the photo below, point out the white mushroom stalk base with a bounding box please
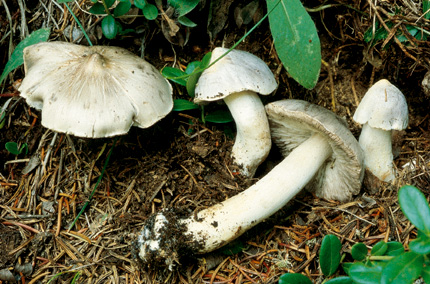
[137,133,332,268]
[358,123,395,182]
[223,91,271,177]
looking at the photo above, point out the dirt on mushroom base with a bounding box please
[1,0,430,283]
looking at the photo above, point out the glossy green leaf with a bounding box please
[385,242,405,256]
[134,0,145,9]
[320,234,341,276]
[114,1,131,17]
[371,241,387,256]
[89,3,106,14]
[178,15,196,27]
[409,231,430,255]
[325,277,354,284]
[351,243,368,261]
[381,251,423,284]
[0,28,50,85]
[348,262,382,284]
[186,53,211,97]
[173,99,199,111]
[205,110,233,123]
[162,67,187,86]
[266,0,321,89]
[342,262,352,275]
[399,185,430,235]
[278,273,313,284]
[102,15,117,39]
[142,3,158,20]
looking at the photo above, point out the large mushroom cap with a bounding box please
[353,79,408,130]
[19,41,173,138]
[266,99,364,201]
[194,47,277,103]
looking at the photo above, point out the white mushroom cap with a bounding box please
[19,41,173,138]
[194,47,277,102]
[267,99,364,201]
[193,47,277,177]
[353,79,408,130]
[352,79,408,182]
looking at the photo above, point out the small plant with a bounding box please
[87,0,199,39]
[5,141,28,156]
[279,185,430,284]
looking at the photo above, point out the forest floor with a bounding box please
[0,0,429,283]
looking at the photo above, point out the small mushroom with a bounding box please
[136,100,364,268]
[194,47,277,177]
[353,79,408,182]
[19,41,173,138]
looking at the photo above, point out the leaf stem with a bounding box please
[64,3,93,46]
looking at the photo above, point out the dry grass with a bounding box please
[1,0,430,283]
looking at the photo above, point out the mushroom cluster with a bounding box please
[195,47,277,177]
[136,99,364,268]
[19,41,173,138]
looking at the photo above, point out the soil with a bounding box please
[1,0,429,283]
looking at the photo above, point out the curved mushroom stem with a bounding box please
[358,123,395,182]
[137,133,332,266]
[222,91,271,177]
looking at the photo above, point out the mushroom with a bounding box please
[353,79,408,182]
[194,47,277,177]
[19,41,173,138]
[136,99,364,268]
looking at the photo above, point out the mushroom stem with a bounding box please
[358,123,395,182]
[138,133,332,262]
[223,91,271,177]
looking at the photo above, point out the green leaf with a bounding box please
[89,3,106,14]
[178,15,197,27]
[57,0,74,2]
[185,61,201,74]
[0,28,51,85]
[325,277,354,284]
[385,242,405,256]
[5,142,20,155]
[370,241,387,256]
[409,231,430,255]
[424,0,430,20]
[101,15,117,39]
[320,234,341,276]
[351,243,368,261]
[205,110,233,123]
[134,0,145,9]
[422,265,430,284]
[173,99,199,111]
[114,1,131,17]
[200,52,212,68]
[186,52,212,97]
[162,67,187,86]
[380,251,424,284]
[266,0,321,89]
[105,0,115,8]
[398,185,430,235]
[142,3,158,20]
[278,273,313,284]
[348,262,382,284]
[168,0,199,17]
[5,142,27,155]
